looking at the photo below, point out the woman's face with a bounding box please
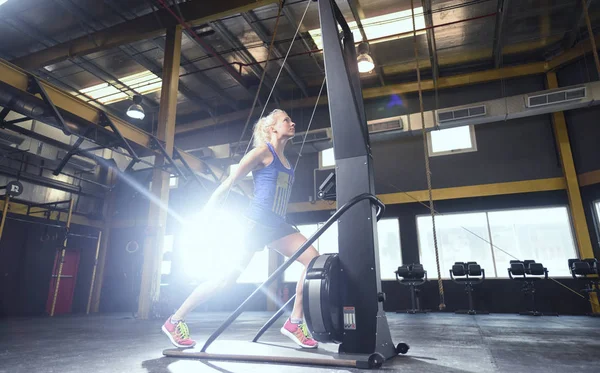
[271,111,296,140]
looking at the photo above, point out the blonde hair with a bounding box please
[252,109,285,148]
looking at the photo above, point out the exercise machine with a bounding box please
[568,258,600,316]
[508,260,557,316]
[163,0,408,368]
[450,262,488,315]
[395,264,429,314]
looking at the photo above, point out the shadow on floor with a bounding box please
[142,354,475,373]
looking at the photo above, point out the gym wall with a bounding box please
[0,218,98,317]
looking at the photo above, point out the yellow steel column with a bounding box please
[137,25,182,320]
[50,199,74,316]
[546,72,598,312]
[91,168,118,313]
[0,194,10,241]
[86,230,102,314]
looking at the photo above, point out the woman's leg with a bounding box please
[162,249,255,348]
[269,232,319,320]
[173,249,255,320]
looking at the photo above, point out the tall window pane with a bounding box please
[377,219,402,280]
[487,207,576,277]
[417,212,493,279]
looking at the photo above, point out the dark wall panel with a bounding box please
[0,217,98,317]
[372,115,561,194]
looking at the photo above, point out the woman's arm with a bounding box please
[203,145,268,212]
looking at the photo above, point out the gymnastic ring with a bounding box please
[125,240,139,253]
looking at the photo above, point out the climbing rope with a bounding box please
[410,0,445,311]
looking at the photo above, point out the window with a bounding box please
[487,208,577,277]
[79,70,162,104]
[417,212,493,279]
[417,207,577,279]
[377,219,402,280]
[169,175,178,188]
[283,219,401,282]
[308,8,425,50]
[427,125,477,157]
[320,148,335,169]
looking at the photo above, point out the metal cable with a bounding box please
[411,0,445,311]
[294,76,326,171]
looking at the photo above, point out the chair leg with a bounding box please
[455,283,489,315]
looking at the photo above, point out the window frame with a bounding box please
[415,205,578,279]
[319,148,336,169]
[427,125,477,157]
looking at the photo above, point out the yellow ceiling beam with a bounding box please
[0,58,252,196]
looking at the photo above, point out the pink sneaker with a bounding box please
[280,318,318,349]
[161,316,196,348]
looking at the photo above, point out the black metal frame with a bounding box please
[26,75,72,136]
[449,263,488,315]
[317,0,396,360]
[148,134,186,181]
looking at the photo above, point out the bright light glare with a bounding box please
[357,54,375,73]
[0,0,8,6]
[308,8,425,49]
[179,210,254,281]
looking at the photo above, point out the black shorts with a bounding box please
[242,217,299,252]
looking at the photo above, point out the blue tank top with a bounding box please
[245,143,294,226]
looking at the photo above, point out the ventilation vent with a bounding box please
[291,128,331,145]
[527,87,586,108]
[437,105,486,123]
[367,116,403,133]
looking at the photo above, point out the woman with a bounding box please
[162,109,320,349]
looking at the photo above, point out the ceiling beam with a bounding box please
[2,16,159,112]
[421,0,439,83]
[241,11,309,97]
[492,0,510,68]
[563,0,594,50]
[281,6,323,72]
[0,58,253,197]
[9,0,278,70]
[175,61,549,135]
[209,20,280,103]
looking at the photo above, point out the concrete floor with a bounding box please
[0,312,599,372]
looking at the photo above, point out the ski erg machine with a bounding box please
[163,0,408,369]
[302,0,408,365]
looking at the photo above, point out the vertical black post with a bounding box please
[318,0,395,358]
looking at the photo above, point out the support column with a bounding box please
[137,25,182,320]
[546,72,598,313]
[91,168,118,313]
[546,72,594,258]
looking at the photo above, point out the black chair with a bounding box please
[508,260,556,316]
[450,261,488,315]
[395,264,429,314]
[568,258,600,317]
